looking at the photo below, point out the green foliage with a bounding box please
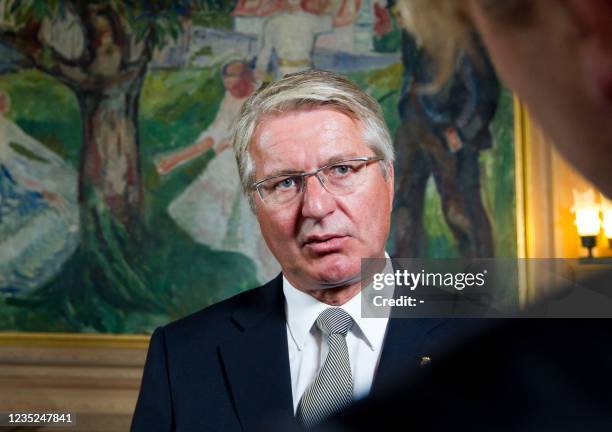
[348,65,402,136]
[3,0,63,24]
[139,66,223,150]
[367,63,404,94]
[3,0,235,50]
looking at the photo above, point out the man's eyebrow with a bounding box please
[261,153,365,179]
[321,154,363,166]
[261,168,304,179]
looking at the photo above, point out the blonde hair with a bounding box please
[396,0,534,85]
[232,69,394,207]
[396,0,473,87]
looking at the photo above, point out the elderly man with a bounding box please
[131,70,471,432]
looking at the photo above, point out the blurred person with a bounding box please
[315,1,612,430]
[397,0,612,198]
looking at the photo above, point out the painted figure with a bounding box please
[0,90,79,294]
[393,29,499,258]
[155,61,279,283]
[255,0,333,79]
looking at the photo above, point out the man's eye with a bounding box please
[331,164,353,176]
[274,177,297,190]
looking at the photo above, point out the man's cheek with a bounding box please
[261,221,294,247]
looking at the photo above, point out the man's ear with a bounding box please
[386,162,394,209]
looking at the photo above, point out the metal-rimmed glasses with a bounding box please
[251,156,385,206]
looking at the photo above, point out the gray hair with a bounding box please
[232,69,394,207]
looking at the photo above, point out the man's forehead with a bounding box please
[250,109,369,175]
[253,108,363,149]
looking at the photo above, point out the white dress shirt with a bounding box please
[283,274,391,413]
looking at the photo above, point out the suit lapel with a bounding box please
[218,275,296,431]
[370,258,447,395]
[370,317,444,397]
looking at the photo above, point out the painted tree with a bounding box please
[0,0,234,329]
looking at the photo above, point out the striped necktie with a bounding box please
[296,307,354,428]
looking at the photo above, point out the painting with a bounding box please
[0,0,515,334]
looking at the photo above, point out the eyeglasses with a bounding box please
[251,156,385,206]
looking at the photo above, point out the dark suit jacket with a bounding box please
[131,274,478,432]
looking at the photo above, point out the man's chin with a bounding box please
[311,272,362,290]
[307,258,362,291]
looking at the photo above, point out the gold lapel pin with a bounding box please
[419,356,432,366]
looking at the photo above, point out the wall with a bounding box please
[0,335,147,431]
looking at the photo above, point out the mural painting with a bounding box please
[0,0,514,333]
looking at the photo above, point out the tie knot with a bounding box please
[316,308,353,336]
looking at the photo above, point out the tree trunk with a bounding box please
[61,72,162,322]
[78,74,145,230]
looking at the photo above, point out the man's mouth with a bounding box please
[303,234,348,253]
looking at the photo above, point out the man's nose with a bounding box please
[301,174,336,219]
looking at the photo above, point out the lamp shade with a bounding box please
[572,188,601,237]
[601,194,612,238]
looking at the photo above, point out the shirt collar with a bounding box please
[283,263,391,353]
